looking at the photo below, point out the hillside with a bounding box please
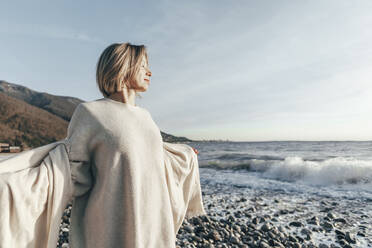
[0,92,68,148]
[0,80,82,121]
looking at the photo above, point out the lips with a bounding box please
[144,79,150,83]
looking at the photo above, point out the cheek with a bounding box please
[135,74,141,82]
[134,74,144,87]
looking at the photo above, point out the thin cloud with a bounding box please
[0,22,105,44]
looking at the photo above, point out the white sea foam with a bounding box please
[200,155,372,186]
[258,156,372,186]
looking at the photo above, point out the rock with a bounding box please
[259,240,271,248]
[337,239,346,246]
[279,209,288,215]
[291,242,301,248]
[227,215,236,223]
[204,244,215,248]
[260,223,272,232]
[192,235,202,242]
[184,225,193,233]
[359,225,367,230]
[324,216,331,222]
[321,221,334,232]
[201,215,210,223]
[278,226,286,233]
[334,218,347,224]
[336,235,345,241]
[278,232,287,242]
[289,221,303,227]
[232,224,241,232]
[247,223,256,230]
[326,213,335,219]
[307,216,319,226]
[288,235,298,242]
[334,229,345,237]
[247,207,256,212]
[345,232,356,244]
[229,236,239,244]
[301,228,312,236]
[191,217,203,225]
[318,244,328,248]
[61,243,69,248]
[252,230,262,238]
[194,226,206,234]
[272,240,284,248]
[320,207,334,212]
[207,203,215,209]
[234,212,243,218]
[208,230,222,241]
[221,228,230,237]
[252,216,265,225]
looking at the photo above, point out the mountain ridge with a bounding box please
[0,80,191,148]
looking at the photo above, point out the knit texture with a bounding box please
[0,97,206,248]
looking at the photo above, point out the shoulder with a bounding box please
[73,99,111,116]
[70,100,104,125]
[76,99,105,111]
[67,101,105,139]
[73,98,151,121]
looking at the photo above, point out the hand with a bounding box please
[192,147,199,155]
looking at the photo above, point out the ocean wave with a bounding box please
[216,153,283,161]
[199,156,372,186]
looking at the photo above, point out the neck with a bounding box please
[108,88,137,106]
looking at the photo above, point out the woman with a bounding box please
[0,42,206,248]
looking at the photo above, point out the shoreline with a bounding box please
[175,182,371,248]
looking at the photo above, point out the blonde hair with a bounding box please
[96,42,148,98]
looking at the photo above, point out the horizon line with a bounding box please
[189,139,372,142]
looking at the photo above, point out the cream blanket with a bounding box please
[0,98,206,248]
[0,142,72,248]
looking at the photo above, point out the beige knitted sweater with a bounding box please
[0,97,206,248]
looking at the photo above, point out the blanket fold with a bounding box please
[0,143,73,248]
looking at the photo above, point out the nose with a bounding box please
[146,69,152,77]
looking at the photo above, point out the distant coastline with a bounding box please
[192,139,372,143]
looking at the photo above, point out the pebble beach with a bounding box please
[57,179,371,248]
[175,182,371,248]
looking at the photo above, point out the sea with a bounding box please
[190,141,372,200]
[1,141,371,199]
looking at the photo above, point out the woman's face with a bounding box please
[133,56,152,92]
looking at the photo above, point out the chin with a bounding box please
[137,86,148,92]
[133,83,148,92]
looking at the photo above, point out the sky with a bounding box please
[1,0,372,141]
